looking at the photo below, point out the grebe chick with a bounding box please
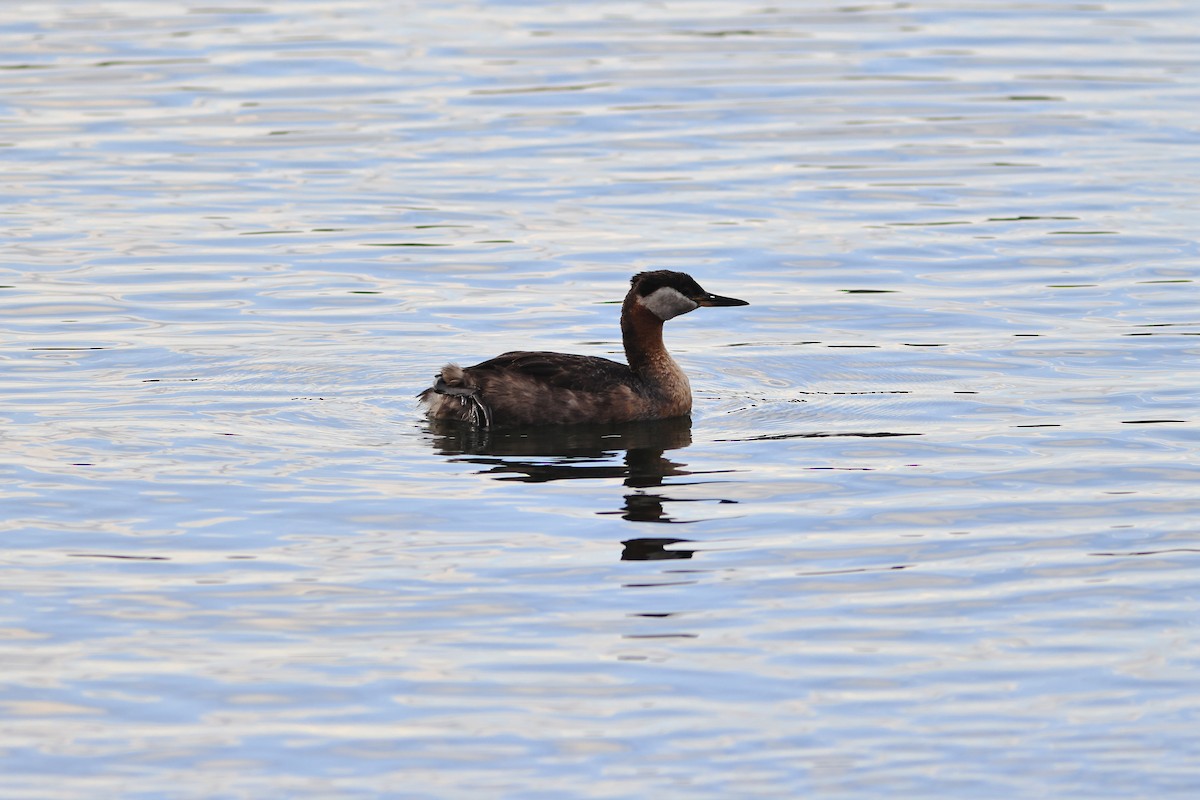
[418,270,748,427]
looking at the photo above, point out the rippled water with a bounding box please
[3,0,1200,796]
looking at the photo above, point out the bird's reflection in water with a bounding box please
[619,537,696,561]
[425,416,734,553]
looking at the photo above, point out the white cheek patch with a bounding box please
[640,286,699,320]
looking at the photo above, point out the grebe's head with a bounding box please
[629,270,749,321]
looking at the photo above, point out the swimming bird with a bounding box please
[418,270,748,427]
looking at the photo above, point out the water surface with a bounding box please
[2,1,1200,797]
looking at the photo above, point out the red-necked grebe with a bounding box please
[418,270,748,427]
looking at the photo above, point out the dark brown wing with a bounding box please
[468,351,636,393]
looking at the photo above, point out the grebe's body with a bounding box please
[418,270,747,427]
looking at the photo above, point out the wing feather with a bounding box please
[471,351,633,392]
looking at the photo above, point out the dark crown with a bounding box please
[630,270,705,298]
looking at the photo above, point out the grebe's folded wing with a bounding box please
[470,351,633,391]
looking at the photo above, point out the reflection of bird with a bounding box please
[419,271,748,427]
[621,538,695,561]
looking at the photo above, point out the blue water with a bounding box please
[2,1,1199,796]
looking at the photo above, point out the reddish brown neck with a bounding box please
[620,297,668,376]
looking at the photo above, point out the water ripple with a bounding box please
[3,0,1200,796]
